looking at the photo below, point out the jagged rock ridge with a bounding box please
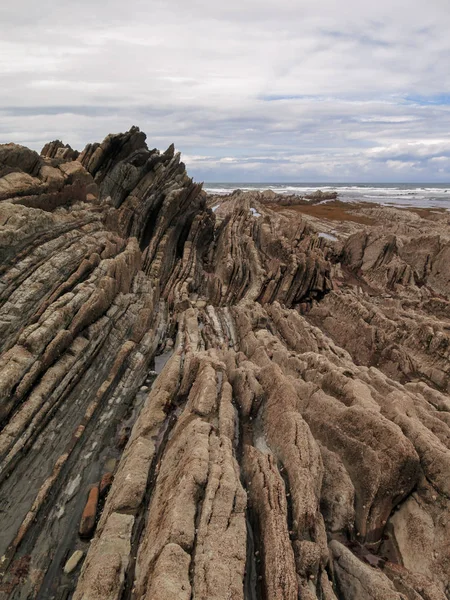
[0,128,449,600]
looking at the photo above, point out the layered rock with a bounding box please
[0,130,449,600]
[209,188,338,207]
[41,140,79,162]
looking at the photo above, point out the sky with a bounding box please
[1,0,450,182]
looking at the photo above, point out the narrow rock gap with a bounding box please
[175,219,193,260]
[233,398,265,600]
[324,561,343,600]
[139,195,165,252]
[244,510,263,600]
[278,461,296,542]
[188,476,208,599]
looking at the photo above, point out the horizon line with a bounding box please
[201,181,450,185]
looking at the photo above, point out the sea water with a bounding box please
[203,183,450,209]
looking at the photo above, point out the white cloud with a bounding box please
[1,0,450,180]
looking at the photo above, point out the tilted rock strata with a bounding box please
[0,130,449,600]
[209,188,338,207]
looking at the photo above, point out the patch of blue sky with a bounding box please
[404,95,450,106]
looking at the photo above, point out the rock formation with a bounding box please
[217,188,338,208]
[0,129,449,600]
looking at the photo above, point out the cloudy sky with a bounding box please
[1,0,450,182]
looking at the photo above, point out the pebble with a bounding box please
[140,385,149,392]
[79,486,99,538]
[63,550,84,574]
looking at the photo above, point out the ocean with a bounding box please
[203,183,450,210]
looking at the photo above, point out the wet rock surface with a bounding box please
[0,129,449,599]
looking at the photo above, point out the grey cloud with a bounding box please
[1,0,450,181]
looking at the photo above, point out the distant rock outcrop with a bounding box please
[216,187,338,207]
[0,128,449,600]
[41,140,79,161]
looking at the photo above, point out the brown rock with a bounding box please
[41,140,79,161]
[79,486,99,538]
[145,543,191,600]
[73,512,134,600]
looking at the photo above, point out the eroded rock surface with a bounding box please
[0,130,449,600]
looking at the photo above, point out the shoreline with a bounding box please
[204,183,450,210]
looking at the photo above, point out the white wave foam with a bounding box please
[203,184,450,209]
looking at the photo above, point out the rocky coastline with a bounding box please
[217,188,339,207]
[0,127,449,600]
